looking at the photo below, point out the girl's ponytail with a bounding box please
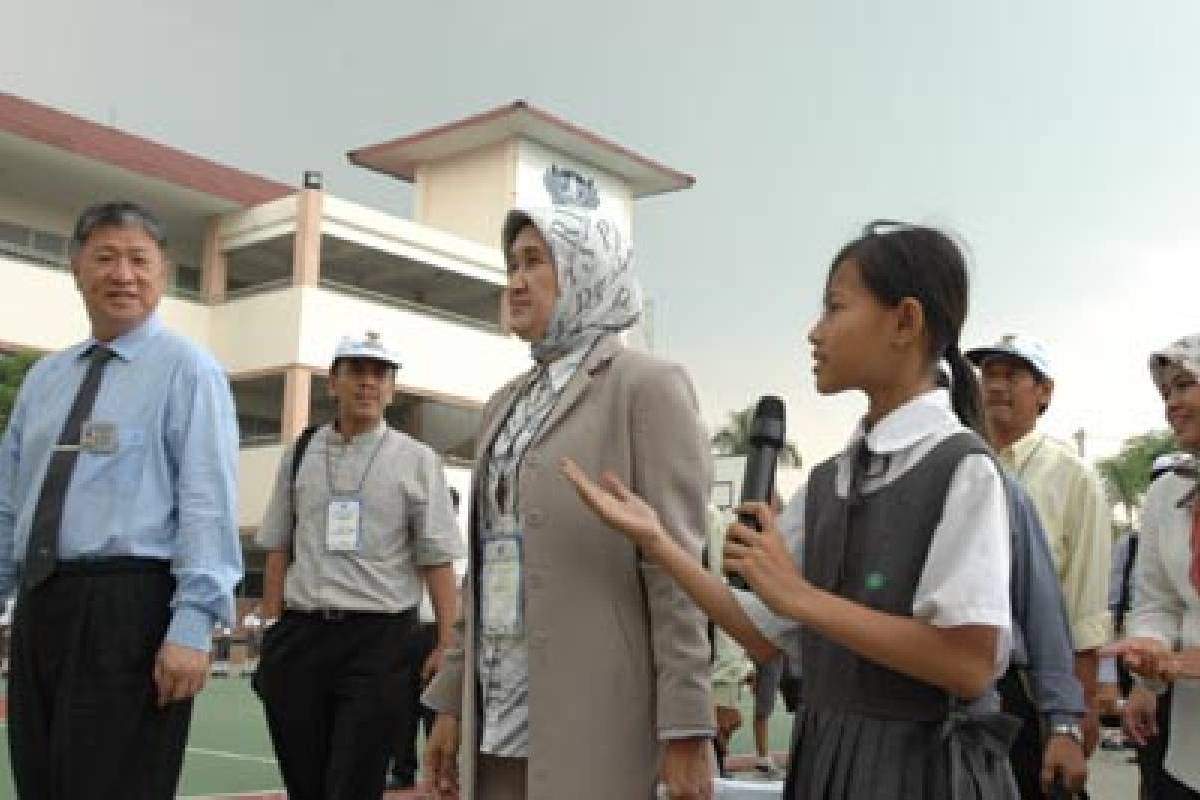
[945,342,985,438]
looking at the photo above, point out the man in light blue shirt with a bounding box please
[0,200,242,799]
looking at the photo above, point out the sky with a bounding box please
[4,0,1197,468]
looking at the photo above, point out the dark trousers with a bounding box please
[252,609,416,800]
[8,561,192,800]
[998,668,1089,800]
[391,620,437,785]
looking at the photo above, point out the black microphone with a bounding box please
[1046,777,1073,800]
[728,395,786,591]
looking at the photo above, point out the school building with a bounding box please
[0,91,693,600]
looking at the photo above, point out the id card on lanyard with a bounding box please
[325,497,362,552]
[323,428,387,555]
[481,515,524,636]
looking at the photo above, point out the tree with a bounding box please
[0,351,42,435]
[1096,430,1179,523]
[711,405,802,467]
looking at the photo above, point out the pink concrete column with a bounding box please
[200,216,227,303]
[281,366,312,440]
[292,189,323,287]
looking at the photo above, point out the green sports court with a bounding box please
[0,676,795,799]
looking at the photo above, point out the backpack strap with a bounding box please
[289,424,321,563]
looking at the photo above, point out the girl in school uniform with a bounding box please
[562,221,1018,800]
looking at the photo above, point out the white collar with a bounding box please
[845,389,960,456]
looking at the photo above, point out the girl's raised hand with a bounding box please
[1101,637,1174,682]
[560,457,667,552]
[722,501,810,617]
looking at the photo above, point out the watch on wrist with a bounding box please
[1049,722,1084,745]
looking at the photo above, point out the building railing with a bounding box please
[317,278,503,335]
[239,433,283,447]
[224,277,292,301]
[1,243,204,301]
[0,241,68,270]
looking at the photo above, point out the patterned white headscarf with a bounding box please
[1149,333,1200,505]
[1149,333,1200,388]
[502,206,643,364]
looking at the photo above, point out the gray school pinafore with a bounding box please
[786,431,1019,800]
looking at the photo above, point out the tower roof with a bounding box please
[347,100,694,199]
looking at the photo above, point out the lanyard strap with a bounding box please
[325,427,389,496]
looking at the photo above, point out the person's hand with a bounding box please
[1081,707,1100,757]
[153,641,210,707]
[421,645,445,685]
[423,713,460,798]
[1102,637,1173,681]
[1122,686,1159,747]
[559,458,668,554]
[1095,682,1121,718]
[715,705,742,745]
[722,502,810,617]
[1171,646,1200,680]
[658,737,715,799]
[1042,730,1087,795]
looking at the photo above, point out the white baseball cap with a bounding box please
[1151,452,1195,479]
[332,330,401,369]
[965,333,1054,381]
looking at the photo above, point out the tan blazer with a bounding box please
[425,334,715,800]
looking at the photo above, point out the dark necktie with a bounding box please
[23,345,115,589]
[845,438,874,507]
[825,439,874,591]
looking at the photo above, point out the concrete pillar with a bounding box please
[281,367,312,440]
[200,216,227,303]
[292,189,323,287]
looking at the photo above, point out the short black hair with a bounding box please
[72,201,168,253]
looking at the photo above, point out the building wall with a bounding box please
[514,139,635,235]
[217,194,300,251]
[414,139,514,248]
[296,286,526,404]
[322,195,504,286]
[211,289,302,372]
[0,194,76,234]
[239,444,284,528]
[0,257,91,351]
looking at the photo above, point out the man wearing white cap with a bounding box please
[967,334,1112,798]
[252,330,463,800]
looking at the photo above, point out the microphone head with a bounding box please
[749,395,786,447]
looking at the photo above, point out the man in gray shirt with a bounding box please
[252,330,463,800]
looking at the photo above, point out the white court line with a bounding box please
[177,790,283,799]
[184,746,277,765]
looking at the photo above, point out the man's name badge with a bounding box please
[80,421,118,455]
[326,497,362,552]
[481,533,523,636]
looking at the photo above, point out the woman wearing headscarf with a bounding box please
[422,206,716,800]
[1105,333,1200,798]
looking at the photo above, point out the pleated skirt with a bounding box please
[783,705,1018,800]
